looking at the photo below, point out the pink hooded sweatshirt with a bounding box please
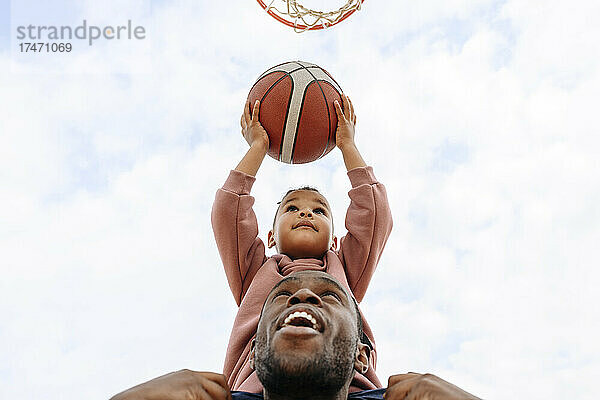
[211,166,393,393]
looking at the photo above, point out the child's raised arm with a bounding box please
[334,94,366,171]
[211,100,270,305]
[235,100,269,177]
[333,94,393,301]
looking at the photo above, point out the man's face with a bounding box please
[252,271,361,395]
[269,190,335,259]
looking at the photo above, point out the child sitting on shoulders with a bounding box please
[211,94,393,393]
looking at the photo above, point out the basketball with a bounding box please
[247,60,344,164]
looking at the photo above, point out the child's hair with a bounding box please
[273,186,333,230]
[277,186,322,206]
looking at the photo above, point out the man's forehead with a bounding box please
[270,272,349,297]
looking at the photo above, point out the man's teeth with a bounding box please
[283,311,318,330]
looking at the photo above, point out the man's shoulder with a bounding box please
[231,389,386,399]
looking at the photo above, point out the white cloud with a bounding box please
[1,0,599,399]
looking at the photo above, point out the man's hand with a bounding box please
[110,370,232,400]
[241,99,269,151]
[384,373,480,400]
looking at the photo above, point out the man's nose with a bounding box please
[287,288,322,307]
[299,209,312,218]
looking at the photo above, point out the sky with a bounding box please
[1,0,599,398]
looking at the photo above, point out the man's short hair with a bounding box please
[351,296,372,351]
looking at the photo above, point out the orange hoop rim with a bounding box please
[256,0,365,31]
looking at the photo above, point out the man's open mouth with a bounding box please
[293,221,317,231]
[278,308,323,332]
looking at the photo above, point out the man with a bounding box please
[111,271,480,400]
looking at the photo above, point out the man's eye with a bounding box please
[321,291,341,301]
[273,291,291,300]
[286,205,298,212]
[314,208,326,215]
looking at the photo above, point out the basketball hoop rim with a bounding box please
[256,0,365,31]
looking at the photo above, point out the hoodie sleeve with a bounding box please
[337,166,393,302]
[211,170,267,305]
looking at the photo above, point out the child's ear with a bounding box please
[330,235,338,251]
[249,339,256,370]
[353,342,370,375]
[267,230,276,248]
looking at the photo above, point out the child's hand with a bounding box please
[241,100,269,151]
[234,100,270,176]
[334,94,366,170]
[333,94,357,151]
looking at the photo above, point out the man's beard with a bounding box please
[254,333,356,397]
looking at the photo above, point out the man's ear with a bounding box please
[267,230,276,249]
[354,342,370,374]
[330,235,338,251]
[249,339,256,370]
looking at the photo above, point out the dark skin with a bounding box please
[249,271,370,400]
[384,373,479,400]
[110,272,480,400]
[109,370,478,400]
[109,370,231,400]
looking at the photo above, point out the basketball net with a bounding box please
[258,0,363,32]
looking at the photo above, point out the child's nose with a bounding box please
[299,209,312,218]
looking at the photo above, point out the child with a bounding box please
[211,94,392,393]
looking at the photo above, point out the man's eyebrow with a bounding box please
[317,276,349,299]
[270,276,300,293]
[270,275,346,295]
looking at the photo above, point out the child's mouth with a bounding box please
[293,221,317,231]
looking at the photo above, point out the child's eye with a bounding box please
[314,208,326,215]
[286,205,298,212]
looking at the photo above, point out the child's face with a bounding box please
[268,190,336,259]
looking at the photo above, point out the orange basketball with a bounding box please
[247,61,343,164]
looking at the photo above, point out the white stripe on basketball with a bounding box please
[304,67,342,93]
[256,61,304,81]
[281,68,314,163]
[253,61,342,163]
